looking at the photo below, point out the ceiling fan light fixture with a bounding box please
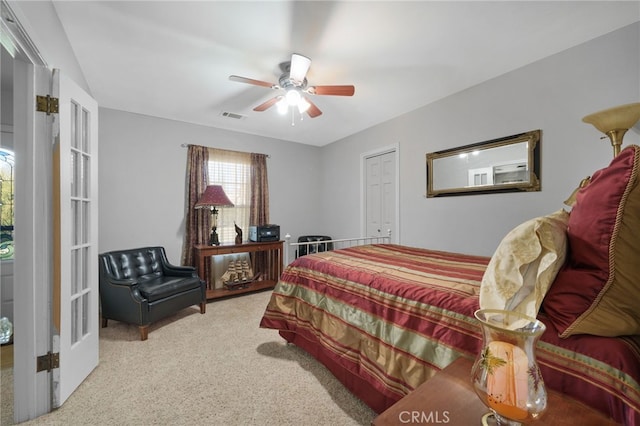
[276,98,288,115]
[285,89,302,106]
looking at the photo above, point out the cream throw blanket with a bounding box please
[480,209,569,318]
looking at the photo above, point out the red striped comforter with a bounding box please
[259,244,640,424]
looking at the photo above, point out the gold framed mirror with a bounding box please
[426,130,541,197]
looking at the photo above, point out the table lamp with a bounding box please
[194,185,234,245]
[582,102,640,157]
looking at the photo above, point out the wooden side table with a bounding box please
[372,357,618,426]
[193,240,283,300]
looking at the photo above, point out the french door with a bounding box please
[52,70,99,407]
[4,1,99,420]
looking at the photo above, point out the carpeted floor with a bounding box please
[1,290,376,425]
[1,348,12,426]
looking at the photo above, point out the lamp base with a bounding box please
[605,129,627,157]
[481,412,523,426]
[210,227,220,246]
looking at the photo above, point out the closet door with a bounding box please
[365,150,397,240]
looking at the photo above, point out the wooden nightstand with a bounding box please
[372,357,618,426]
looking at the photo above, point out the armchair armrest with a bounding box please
[157,249,199,277]
[101,275,146,300]
[162,263,198,277]
[100,277,146,302]
[98,256,150,325]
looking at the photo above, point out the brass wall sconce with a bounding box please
[582,102,640,157]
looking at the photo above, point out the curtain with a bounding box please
[250,153,269,226]
[181,145,209,267]
[250,153,270,278]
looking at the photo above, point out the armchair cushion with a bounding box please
[137,275,202,302]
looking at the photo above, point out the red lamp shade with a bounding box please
[194,185,234,246]
[194,185,234,209]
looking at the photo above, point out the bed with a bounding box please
[261,145,640,424]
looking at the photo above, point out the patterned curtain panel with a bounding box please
[181,145,210,266]
[250,153,270,279]
[250,153,269,226]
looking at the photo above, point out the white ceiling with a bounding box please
[51,1,640,146]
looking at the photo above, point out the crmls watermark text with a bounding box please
[398,410,450,424]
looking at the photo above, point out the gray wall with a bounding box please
[98,109,323,263]
[321,22,640,256]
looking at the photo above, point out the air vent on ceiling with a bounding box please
[220,111,246,120]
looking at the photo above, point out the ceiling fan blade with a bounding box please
[253,96,282,112]
[304,97,323,118]
[308,85,355,96]
[229,75,276,89]
[289,53,311,83]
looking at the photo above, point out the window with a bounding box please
[0,148,14,260]
[207,149,251,244]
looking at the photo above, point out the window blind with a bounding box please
[207,149,251,244]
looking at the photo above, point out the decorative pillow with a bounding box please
[543,144,640,337]
[480,209,569,319]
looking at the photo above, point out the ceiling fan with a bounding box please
[229,53,355,119]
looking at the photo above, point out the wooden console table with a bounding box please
[194,240,283,300]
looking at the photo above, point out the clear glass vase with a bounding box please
[471,309,547,425]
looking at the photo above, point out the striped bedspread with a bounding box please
[260,244,640,424]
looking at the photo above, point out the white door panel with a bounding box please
[366,157,381,234]
[381,153,395,232]
[53,70,99,406]
[364,149,397,241]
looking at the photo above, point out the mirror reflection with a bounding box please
[426,130,541,197]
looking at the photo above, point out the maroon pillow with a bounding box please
[543,145,640,337]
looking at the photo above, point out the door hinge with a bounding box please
[36,95,59,115]
[36,351,60,372]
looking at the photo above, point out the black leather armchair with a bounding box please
[99,246,206,340]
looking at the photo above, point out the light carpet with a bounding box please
[2,290,376,425]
